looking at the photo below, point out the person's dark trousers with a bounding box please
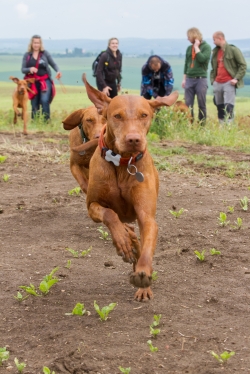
[96,80,118,98]
[185,77,208,122]
[31,79,52,121]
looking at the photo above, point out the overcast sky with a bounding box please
[0,0,249,41]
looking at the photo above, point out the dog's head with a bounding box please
[9,76,35,95]
[82,74,178,155]
[62,106,106,140]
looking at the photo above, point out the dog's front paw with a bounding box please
[129,271,152,288]
[134,287,153,302]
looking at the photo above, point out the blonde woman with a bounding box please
[96,37,122,98]
[182,27,211,123]
[21,35,62,121]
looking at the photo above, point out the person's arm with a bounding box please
[232,47,247,82]
[164,65,174,95]
[140,65,151,96]
[44,50,62,79]
[182,47,189,88]
[96,53,108,89]
[195,42,211,64]
[21,53,31,75]
[117,53,122,91]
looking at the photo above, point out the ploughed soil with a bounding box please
[0,131,250,374]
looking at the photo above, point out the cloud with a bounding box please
[15,3,34,19]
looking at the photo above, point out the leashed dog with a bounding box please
[82,74,178,301]
[62,107,106,193]
[9,76,35,135]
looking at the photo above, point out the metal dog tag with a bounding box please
[135,172,144,182]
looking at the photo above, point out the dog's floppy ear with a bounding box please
[148,91,179,110]
[9,76,19,84]
[82,73,111,114]
[25,78,36,84]
[71,138,99,154]
[62,109,85,130]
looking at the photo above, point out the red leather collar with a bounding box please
[98,124,145,166]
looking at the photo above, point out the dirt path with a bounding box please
[0,132,250,374]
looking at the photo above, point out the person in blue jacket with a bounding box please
[141,55,174,99]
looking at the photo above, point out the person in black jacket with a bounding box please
[96,37,122,98]
[141,55,174,99]
[21,35,62,121]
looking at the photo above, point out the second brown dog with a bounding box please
[63,107,106,193]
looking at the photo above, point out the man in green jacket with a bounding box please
[182,27,211,123]
[211,31,247,123]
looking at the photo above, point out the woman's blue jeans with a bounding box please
[31,79,52,121]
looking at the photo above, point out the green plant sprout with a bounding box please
[150,325,160,338]
[227,206,234,213]
[210,248,221,256]
[14,358,26,373]
[119,367,131,374]
[39,267,59,295]
[210,350,235,363]
[240,196,248,211]
[169,208,184,218]
[19,284,40,297]
[68,187,81,196]
[0,347,9,365]
[97,226,109,240]
[152,314,162,327]
[147,340,158,352]
[14,291,29,302]
[231,217,243,230]
[65,260,71,269]
[151,271,158,281]
[81,246,92,257]
[94,300,117,321]
[65,303,86,316]
[194,250,206,261]
[166,191,172,197]
[149,314,162,338]
[43,367,56,374]
[218,212,230,226]
[0,155,7,163]
[2,174,10,182]
[65,247,79,258]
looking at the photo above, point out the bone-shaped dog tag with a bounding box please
[135,172,144,182]
[105,150,121,166]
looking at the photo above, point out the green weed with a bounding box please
[66,303,87,316]
[14,358,26,373]
[81,246,92,257]
[149,314,162,338]
[194,250,206,261]
[169,208,184,218]
[68,187,81,196]
[65,260,71,269]
[94,300,117,321]
[210,248,221,256]
[43,367,56,374]
[231,217,243,230]
[218,212,230,226]
[240,196,248,211]
[227,206,234,213]
[0,347,9,365]
[147,340,158,352]
[19,284,40,297]
[14,291,29,302]
[39,267,60,295]
[151,271,158,281]
[97,226,109,240]
[2,174,10,182]
[65,247,79,258]
[0,155,7,163]
[119,367,131,374]
[210,350,235,363]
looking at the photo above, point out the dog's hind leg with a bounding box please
[22,109,28,135]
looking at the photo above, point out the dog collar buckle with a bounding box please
[105,150,121,166]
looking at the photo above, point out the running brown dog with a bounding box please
[10,76,35,135]
[82,74,178,301]
[62,107,106,193]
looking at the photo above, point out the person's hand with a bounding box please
[29,67,38,74]
[55,72,62,80]
[181,79,186,89]
[103,86,112,96]
[194,39,201,48]
[230,78,238,86]
[117,83,121,92]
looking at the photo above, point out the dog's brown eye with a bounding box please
[114,114,122,119]
[141,113,148,118]
[86,118,93,122]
